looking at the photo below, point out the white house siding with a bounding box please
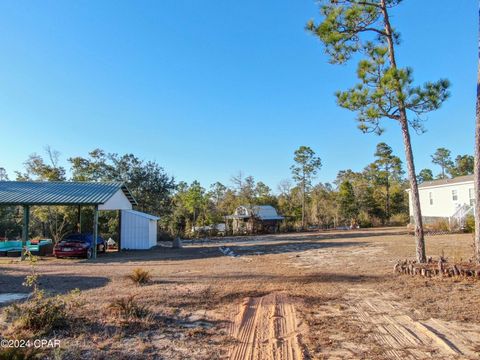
[120,210,159,250]
[99,189,133,211]
[408,177,475,223]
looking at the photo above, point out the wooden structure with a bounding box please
[226,205,284,234]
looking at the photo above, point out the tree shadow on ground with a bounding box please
[163,272,385,310]
[186,228,408,245]
[193,272,383,284]
[0,271,109,301]
[72,239,369,264]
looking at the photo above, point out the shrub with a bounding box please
[157,230,174,242]
[388,213,410,226]
[4,291,69,336]
[127,268,151,286]
[464,214,475,233]
[357,212,373,228]
[427,219,450,232]
[108,295,150,323]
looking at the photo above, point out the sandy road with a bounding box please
[228,293,304,360]
[348,288,480,359]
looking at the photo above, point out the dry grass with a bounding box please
[126,268,152,286]
[2,289,82,337]
[0,345,41,360]
[107,294,151,324]
[1,228,479,359]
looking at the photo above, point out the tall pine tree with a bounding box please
[307,0,450,262]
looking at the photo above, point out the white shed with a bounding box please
[120,210,159,250]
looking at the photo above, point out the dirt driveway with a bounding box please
[1,228,479,359]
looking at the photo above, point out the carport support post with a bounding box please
[77,205,82,233]
[93,205,98,259]
[117,210,122,252]
[21,205,30,261]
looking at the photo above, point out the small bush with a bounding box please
[3,290,74,336]
[427,219,450,232]
[389,213,410,226]
[157,230,174,242]
[108,295,150,323]
[357,213,373,228]
[464,214,475,233]
[127,268,151,286]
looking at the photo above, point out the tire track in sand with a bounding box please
[228,293,304,360]
[349,288,480,359]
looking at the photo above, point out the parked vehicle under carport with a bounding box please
[54,233,106,259]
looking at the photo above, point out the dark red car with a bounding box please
[54,233,106,259]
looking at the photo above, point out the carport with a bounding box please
[0,181,137,259]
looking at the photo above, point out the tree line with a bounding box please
[0,141,421,239]
[1,0,480,264]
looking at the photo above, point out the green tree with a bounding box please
[69,150,175,217]
[277,179,300,230]
[448,155,474,177]
[307,0,450,262]
[373,142,403,220]
[417,168,434,183]
[69,149,114,181]
[15,149,74,242]
[310,183,337,228]
[255,182,277,206]
[431,147,453,179]
[290,146,322,229]
[338,181,358,225]
[16,147,66,181]
[209,182,227,207]
[231,172,257,205]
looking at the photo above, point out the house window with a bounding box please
[469,188,475,206]
[429,192,433,205]
[452,189,458,202]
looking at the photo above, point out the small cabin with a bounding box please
[226,205,284,234]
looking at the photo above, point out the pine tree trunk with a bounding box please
[400,118,426,262]
[380,0,426,263]
[474,0,480,264]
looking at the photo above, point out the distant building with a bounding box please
[226,205,284,234]
[406,175,475,226]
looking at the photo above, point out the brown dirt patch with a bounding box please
[1,228,479,359]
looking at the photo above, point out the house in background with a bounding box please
[226,205,284,234]
[407,175,475,226]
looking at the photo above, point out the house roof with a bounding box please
[123,209,159,221]
[227,205,284,220]
[0,181,137,206]
[253,205,284,220]
[417,175,473,189]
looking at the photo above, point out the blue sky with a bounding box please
[0,0,476,191]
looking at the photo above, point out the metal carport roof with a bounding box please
[0,181,137,206]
